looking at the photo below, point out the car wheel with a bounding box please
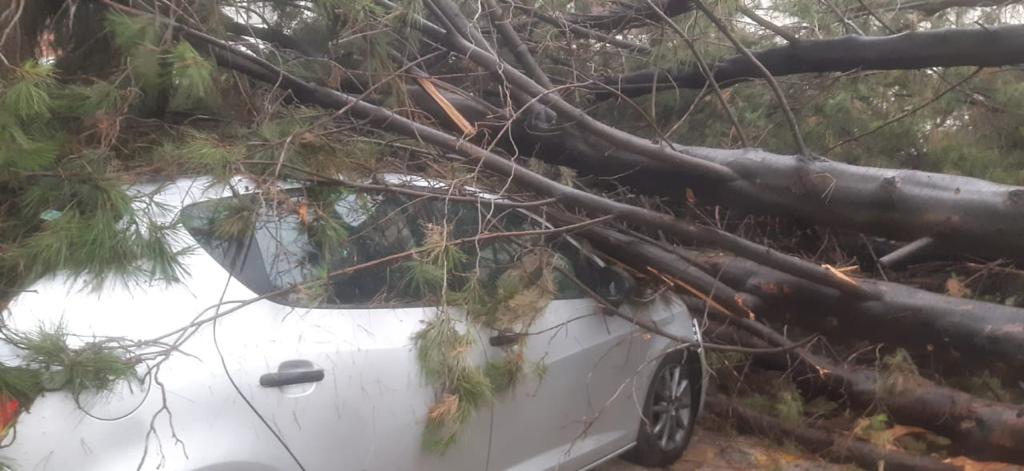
[623,348,701,467]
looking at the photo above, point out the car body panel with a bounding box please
[0,177,701,471]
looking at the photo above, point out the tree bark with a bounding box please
[597,25,1024,98]
[693,251,1024,383]
[522,121,1024,258]
[850,0,1024,17]
[561,0,694,30]
[406,76,1024,260]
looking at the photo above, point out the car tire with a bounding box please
[622,348,702,467]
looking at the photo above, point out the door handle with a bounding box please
[489,332,522,347]
[260,368,325,387]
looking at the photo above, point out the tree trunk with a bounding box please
[525,121,1024,258]
[693,251,1024,383]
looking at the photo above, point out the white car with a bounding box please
[0,176,704,471]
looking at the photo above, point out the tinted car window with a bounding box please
[181,186,598,308]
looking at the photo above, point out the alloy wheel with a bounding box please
[648,363,692,451]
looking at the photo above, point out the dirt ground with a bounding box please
[599,428,853,471]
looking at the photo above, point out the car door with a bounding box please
[214,302,494,471]
[181,189,494,471]
[481,236,661,471]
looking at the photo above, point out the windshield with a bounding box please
[180,186,595,308]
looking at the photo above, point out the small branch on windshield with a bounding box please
[240,160,559,208]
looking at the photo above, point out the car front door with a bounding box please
[480,237,661,471]
[181,189,494,471]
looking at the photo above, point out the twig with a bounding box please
[692,0,810,156]
[852,0,899,34]
[826,68,982,153]
[737,4,800,44]
[0,0,26,67]
[818,0,866,35]
[645,0,750,146]
[240,160,559,208]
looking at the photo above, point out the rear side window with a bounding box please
[180,186,599,308]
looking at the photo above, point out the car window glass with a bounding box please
[180,186,600,308]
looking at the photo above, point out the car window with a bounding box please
[180,186,599,308]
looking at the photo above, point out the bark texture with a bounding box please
[518,112,1024,258]
[696,252,1024,382]
[597,25,1024,97]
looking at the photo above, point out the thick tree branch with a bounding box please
[581,227,1024,463]
[482,0,553,89]
[222,19,320,57]
[850,0,1024,16]
[508,2,652,53]
[563,0,694,30]
[406,0,742,181]
[597,24,1024,98]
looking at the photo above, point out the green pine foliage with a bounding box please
[62,81,135,118]
[154,132,243,176]
[414,314,495,451]
[0,365,44,406]
[1,61,57,122]
[0,61,62,173]
[5,325,137,396]
[484,352,525,394]
[105,12,165,100]
[170,42,217,110]
[4,178,190,289]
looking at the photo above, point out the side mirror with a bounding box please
[596,265,636,307]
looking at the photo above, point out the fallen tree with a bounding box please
[4,0,1024,468]
[416,86,1024,258]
